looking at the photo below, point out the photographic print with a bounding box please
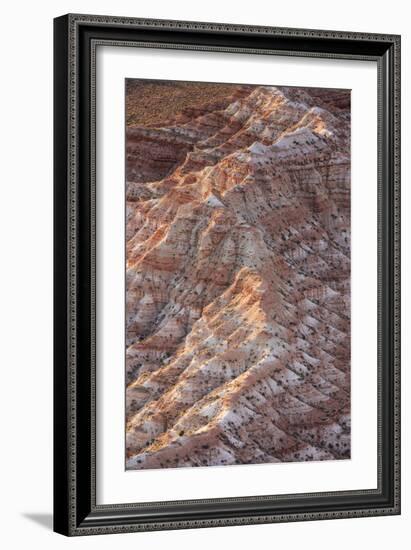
[54,16,401,534]
[125,79,351,471]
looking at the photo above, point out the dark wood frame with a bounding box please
[54,13,401,536]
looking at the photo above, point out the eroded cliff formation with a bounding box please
[125,81,351,470]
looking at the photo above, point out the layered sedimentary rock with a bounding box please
[125,81,351,470]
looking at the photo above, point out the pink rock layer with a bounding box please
[125,82,351,470]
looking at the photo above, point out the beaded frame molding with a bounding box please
[53,13,401,536]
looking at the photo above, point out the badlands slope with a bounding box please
[125,82,351,470]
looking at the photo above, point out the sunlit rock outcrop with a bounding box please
[125,81,351,470]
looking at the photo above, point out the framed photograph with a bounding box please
[53,14,401,536]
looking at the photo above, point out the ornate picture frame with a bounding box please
[54,13,400,536]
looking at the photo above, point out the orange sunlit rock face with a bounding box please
[125,80,351,470]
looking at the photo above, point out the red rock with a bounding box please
[125,83,351,469]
